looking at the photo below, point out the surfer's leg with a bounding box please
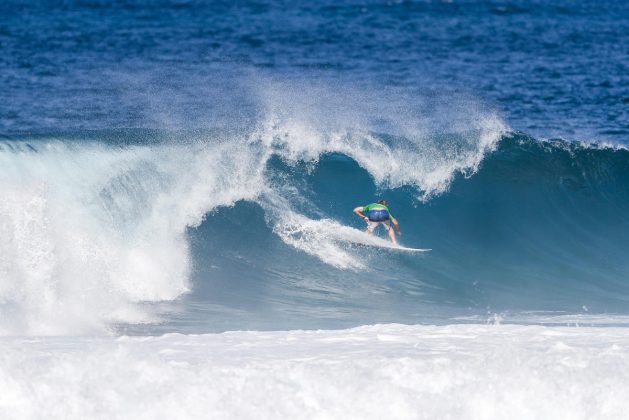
[384,222,397,244]
[366,220,376,235]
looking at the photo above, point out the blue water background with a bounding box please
[2,0,627,141]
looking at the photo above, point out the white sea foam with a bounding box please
[455,311,629,327]
[1,323,628,419]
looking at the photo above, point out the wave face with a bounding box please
[182,133,629,333]
[1,116,629,334]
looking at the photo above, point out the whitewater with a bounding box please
[0,323,627,420]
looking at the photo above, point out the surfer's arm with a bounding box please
[353,206,368,221]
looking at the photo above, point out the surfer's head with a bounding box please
[377,199,388,206]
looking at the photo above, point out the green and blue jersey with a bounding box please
[362,203,396,222]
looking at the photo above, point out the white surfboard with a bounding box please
[331,224,430,252]
[347,241,431,252]
[392,246,431,252]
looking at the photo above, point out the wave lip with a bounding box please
[254,80,509,200]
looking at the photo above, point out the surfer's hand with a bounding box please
[363,217,369,222]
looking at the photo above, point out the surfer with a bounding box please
[353,199,401,244]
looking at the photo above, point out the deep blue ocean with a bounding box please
[1,0,628,335]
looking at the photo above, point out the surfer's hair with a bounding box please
[377,199,388,206]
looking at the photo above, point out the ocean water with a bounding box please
[1,0,629,418]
